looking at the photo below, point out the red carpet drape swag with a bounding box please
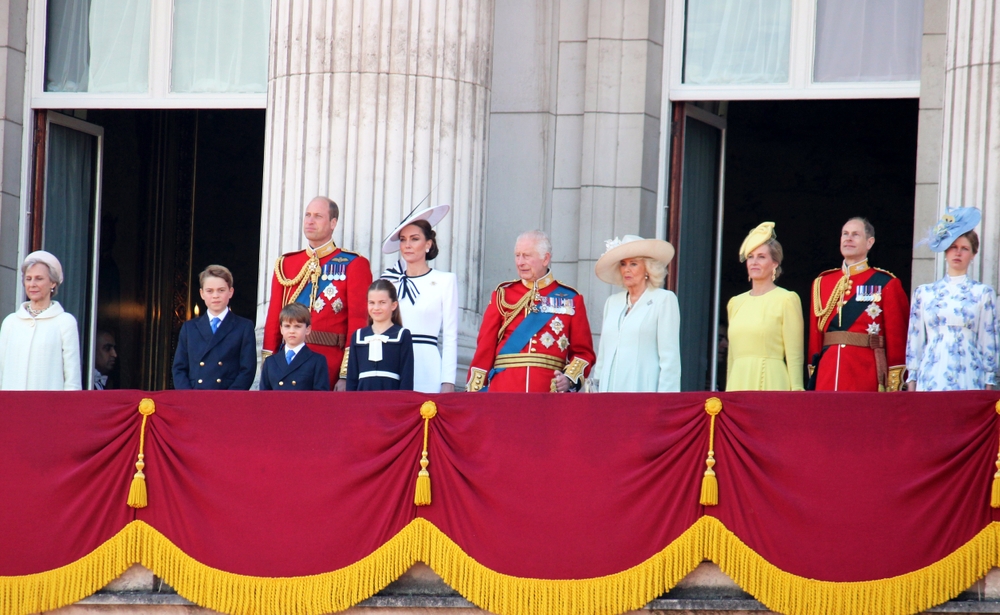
[2,390,1000,615]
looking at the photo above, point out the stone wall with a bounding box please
[0,0,26,314]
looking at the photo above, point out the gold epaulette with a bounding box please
[874,267,897,278]
[814,268,840,280]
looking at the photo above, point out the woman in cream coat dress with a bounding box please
[0,251,82,390]
[592,236,681,392]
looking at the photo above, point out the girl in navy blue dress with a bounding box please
[346,280,415,391]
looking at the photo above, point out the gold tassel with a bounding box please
[992,402,1000,508]
[700,397,723,506]
[128,398,156,509]
[414,401,437,506]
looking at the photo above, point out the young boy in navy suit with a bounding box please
[172,265,257,390]
[259,303,330,391]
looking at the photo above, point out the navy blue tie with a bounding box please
[211,317,220,333]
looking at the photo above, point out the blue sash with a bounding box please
[296,252,358,309]
[484,285,576,390]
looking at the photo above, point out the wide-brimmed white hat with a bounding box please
[594,235,675,286]
[381,204,451,254]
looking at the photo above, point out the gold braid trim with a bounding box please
[5,517,1000,615]
[812,274,851,333]
[495,285,537,341]
[274,252,321,308]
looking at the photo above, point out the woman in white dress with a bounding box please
[906,207,998,391]
[381,205,458,393]
[0,250,82,390]
[592,235,680,392]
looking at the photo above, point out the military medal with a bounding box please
[313,297,326,312]
[866,303,882,319]
[323,284,338,300]
[540,332,555,348]
[867,323,881,335]
[557,335,570,351]
[550,317,565,334]
[332,298,344,313]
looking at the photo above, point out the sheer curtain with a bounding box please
[44,123,96,348]
[45,0,91,92]
[171,0,269,93]
[88,0,151,92]
[684,0,792,85]
[814,0,923,82]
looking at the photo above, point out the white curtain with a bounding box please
[814,0,923,82]
[684,0,792,85]
[171,0,269,93]
[45,0,90,92]
[44,123,95,346]
[88,0,151,92]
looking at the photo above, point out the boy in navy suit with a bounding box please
[259,303,330,390]
[172,265,257,390]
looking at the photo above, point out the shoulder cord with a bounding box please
[274,252,322,308]
[495,285,538,341]
[813,274,851,332]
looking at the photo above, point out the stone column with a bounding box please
[258,0,494,375]
[0,0,27,313]
[933,0,1000,287]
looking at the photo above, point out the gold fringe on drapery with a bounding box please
[3,518,1000,615]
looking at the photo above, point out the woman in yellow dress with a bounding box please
[726,222,804,391]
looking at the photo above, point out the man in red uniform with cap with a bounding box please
[263,197,372,389]
[467,230,595,393]
[808,217,908,391]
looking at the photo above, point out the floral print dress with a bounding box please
[906,275,999,391]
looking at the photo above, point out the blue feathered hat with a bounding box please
[928,207,981,253]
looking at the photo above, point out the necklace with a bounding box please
[25,303,50,317]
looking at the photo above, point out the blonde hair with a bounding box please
[643,257,667,289]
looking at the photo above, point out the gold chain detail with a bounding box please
[813,274,851,333]
[273,252,322,308]
[495,285,537,341]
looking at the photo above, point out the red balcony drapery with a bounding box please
[2,390,999,615]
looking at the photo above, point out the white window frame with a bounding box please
[667,0,920,101]
[29,0,267,110]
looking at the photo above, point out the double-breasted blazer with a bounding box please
[172,312,257,390]
[259,344,330,391]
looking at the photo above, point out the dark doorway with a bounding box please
[76,109,265,390]
[716,99,918,390]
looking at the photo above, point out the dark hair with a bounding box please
[403,219,438,261]
[199,264,233,288]
[367,279,402,327]
[312,196,340,221]
[279,303,311,326]
[847,217,875,240]
[956,230,980,255]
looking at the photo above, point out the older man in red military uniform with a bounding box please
[467,230,595,393]
[808,217,908,392]
[263,197,372,389]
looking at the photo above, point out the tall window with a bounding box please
[814,0,923,82]
[40,0,270,104]
[683,0,792,85]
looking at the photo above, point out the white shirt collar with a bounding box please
[284,342,305,356]
[207,307,230,321]
[93,369,108,390]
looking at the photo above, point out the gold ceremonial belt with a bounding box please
[494,353,566,372]
[306,331,346,348]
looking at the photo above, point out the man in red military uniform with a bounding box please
[263,197,372,389]
[808,217,908,391]
[467,230,595,393]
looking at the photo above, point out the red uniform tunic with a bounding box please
[467,272,596,392]
[808,261,908,391]
[263,242,372,387]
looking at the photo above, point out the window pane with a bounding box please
[683,0,792,85]
[814,0,923,82]
[45,0,151,93]
[171,0,270,93]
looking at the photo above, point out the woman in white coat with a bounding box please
[0,250,82,390]
[381,205,458,393]
[592,236,680,392]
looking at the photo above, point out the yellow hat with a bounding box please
[738,222,776,262]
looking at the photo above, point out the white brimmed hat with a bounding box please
[595,235,675,286]
[381,205,451,254]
